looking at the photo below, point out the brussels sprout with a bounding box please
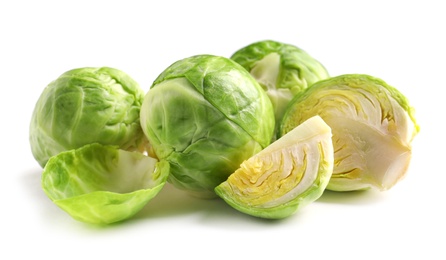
[231,40,329,134]
[30,67,147,167]
[215,116,334,219]
[41,143,169,225]
[140,55,275,197]
[280,74,419,191]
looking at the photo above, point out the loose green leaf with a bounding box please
[41,143,169,224]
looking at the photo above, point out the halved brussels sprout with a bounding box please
[231,40,329,135]
[41,143,169,224]
[280,74,419,191]
[215,116,333,219]
[140,55,275,197]
[30,67,147,167]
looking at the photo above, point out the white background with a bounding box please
[1,0,445,259]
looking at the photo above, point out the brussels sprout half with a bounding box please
[140,55,275,197]
[41,143,169,225]
[30,67,147,167]
[215,116,334,219]
[231,40,329,135]
[280,74,419,191]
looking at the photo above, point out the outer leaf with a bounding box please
[41,143,169,224]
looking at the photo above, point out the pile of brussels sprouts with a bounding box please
[30,40,419,224]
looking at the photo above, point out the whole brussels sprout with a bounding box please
[140,55,275,197]
[30,67,147,167]
[231,40,329,136]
